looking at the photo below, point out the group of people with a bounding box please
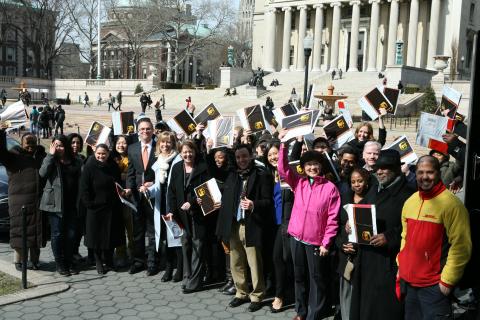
[224,88,238,96]
[0,94,473,320]
[29,104,66,138]
[270,79,280,87]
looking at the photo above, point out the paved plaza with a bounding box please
[0,237,300,320]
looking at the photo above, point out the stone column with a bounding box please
[348,1,361,72]
[312,4,324,72]
[296,5,308,71]
[367,0,381,72]
[166,44,172,82]
[281,7,293,72]
[427,0,441,69]
[184,57,190,84]
[386,0,400,65]
[192,56,197,85]
[406,0,419,66]
[329,2,342,71]
[264,7,277,72]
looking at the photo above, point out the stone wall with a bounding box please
[219,67,252,89]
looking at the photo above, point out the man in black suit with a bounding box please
[125,117,158,275]
[216,144,274,312]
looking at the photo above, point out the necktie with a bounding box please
[142,145,149,170]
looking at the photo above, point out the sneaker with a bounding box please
[14,262,22,271]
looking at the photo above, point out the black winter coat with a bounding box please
[350,175,414,320]
[80,157,125,250]
[167,159,210,238]
[216,167,273,248]
[0,130,47,249]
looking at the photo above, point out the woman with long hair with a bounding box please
[278,129,341,320]
[140,131,182,282]
[347,110,387,157]
[263,141,295,313]
[167,140,210,293]
[39,135,83,276]
[336,167,371,320]
[79,144,125,274]
[111,135,134,267]
[67,133,90,265]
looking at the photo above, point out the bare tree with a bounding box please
[65,0,106,79]
[0,0,76,79]
[450,38,459,81]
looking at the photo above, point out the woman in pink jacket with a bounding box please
[278,134,340,320]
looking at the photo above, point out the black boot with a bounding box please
[221,279,236,295]
[162,266,173,282]
[94,251,105,275]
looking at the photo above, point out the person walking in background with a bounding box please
[39,135,83,276]
[160,94,166,110]
[147,95,153,110]
[97,93,102,107]
[140,93,149,113]
[1,88,7,108]
[30,106,39,135]
[108,93,114,112]
[0,128,47,271]
[117,91,123,111]
[339,69,343,79]
[54,105,65,135]
[331,69,336,81]
[83,92,90,108]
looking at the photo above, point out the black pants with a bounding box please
[290,238,329,320]
[132,197,158,268]
[54,122,63,135]
[273,226,293,299]
[181,216,206,290]
[48,212,76,269]
[141,104,147,113]
[405,284,453,320]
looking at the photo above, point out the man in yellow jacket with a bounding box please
[398,155,472,319]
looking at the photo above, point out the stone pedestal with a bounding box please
[244,85,268,99]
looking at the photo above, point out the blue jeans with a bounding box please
[48,213,76,269]
[405,283,453,320]
[30,122,38,135]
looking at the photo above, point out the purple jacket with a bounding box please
[278,144,340,249]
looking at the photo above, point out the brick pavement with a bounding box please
[0,240,301,320]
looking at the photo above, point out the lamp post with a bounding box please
[303,34,314,106]
[96,0,102,79]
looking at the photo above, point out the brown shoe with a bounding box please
[292,316,304,320]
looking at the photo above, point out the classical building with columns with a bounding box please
[252,0,479,77]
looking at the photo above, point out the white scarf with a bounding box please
[155,151,178,184]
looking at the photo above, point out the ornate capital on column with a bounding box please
[297,5,308,11]
[349,0,361,5]
[387,0,400,2]
[330,2,342,7]
[266,7,277,14]
[282,6,292,12]
[313,4,324,9]
[369,0,382,4]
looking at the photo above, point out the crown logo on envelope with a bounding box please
[300,114,310,122]
[93,123,100,131]
[207,107,215,115]
[337,119,345,129]
[399,141,408,150]
[296,165,304,175]
[254,121,264,130]
[222,136,229,143]
[127,125,134,133]
[379,101,393,112]
[362,231,372,241]
[188,123,196,132]
[197,187,206,197]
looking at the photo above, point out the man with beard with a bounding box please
[0,128,47,270]
[216,144,274,312]
[350,149,414,320]
[398,156,471,320]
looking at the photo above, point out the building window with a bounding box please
[6,66,16,76]
[469,3,475,23]
[291,13,296,29]
[6,47,16,62]
[320,45,325,65]
[466,40,473,68]
[306,12,311,29]
[289,46,294,66]
[358,40,362,51]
